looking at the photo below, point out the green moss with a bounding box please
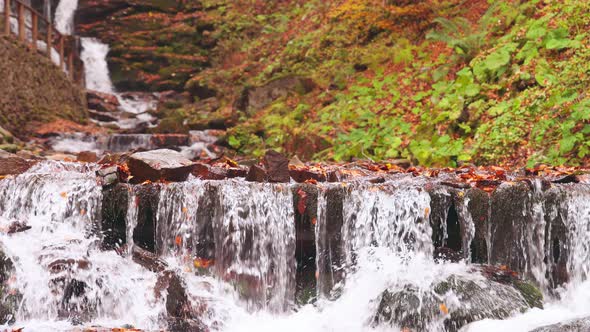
[514,280,544,309]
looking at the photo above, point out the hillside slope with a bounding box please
[0,36,88,139]
[82,0,590,167]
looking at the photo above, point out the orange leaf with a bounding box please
[439,303,449,314]
[60,192,67,198]
[311,217,317,225]
[175,236,182,246]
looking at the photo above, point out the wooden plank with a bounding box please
[31,12,38,51]
[59,35,64,69]
[3,0,9,36]
[17,2,24,42]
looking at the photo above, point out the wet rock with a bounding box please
[2,220,32,234]
[530,317,590,332]
[132,246,167,273]
[0,153,36,176]
[289,167,327,183]
[543,186,569,288]
[464,188,491,264]
[192,163,228,180]
[489,182,541,280]
[150,134,190,149]
[155,270,210,331]
[0,249,20,324]
[245,164,268,182]
[88,109,119,122]
[96,165,125,187]
[77,151,98,163]
[316,185,346,298]
[373,270,539,331]
[87,90,120,113]
[132,184,161,253]
[263,150,290,183]
[100,184,129,250]
[127,149,195,183]
[292,184,318,304]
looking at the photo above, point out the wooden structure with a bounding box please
[2,0,84,85]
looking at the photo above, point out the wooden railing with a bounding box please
[2,0,84,85]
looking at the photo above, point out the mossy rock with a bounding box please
[514,280,544,309]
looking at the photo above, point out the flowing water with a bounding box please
[3,0,590,330]
[1,165,590,331]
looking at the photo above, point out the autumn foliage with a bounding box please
[329,0,453,35]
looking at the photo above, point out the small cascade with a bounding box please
[150,180,296,312]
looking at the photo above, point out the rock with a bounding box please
[86,90,120,113]
[88,109,119,122]
[245,164,268,182]
[150,134,190,149]
[0,249,20,324]
[530,317,590,332]
[373,269,540,332]
[289,167,327,183]
[263,150,290,183]
[192,163,228,180]
[236,76,316,114]
[131,246,167,273]
[127,149,195,183]
[0,153,36,176]
[100,184,129,250]
[44,153,77,162]
[77,151,99,163]
[155,271,203,323]
[96,165,126,187]
[1,220,31,234]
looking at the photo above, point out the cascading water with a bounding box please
[0,162,165,331]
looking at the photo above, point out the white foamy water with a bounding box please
[0,162,165,331]
[81,38,115,94]
[54,0,78,35]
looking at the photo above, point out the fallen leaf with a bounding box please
[439,303,449,315]
[60,192,67,198]
[175,236,182,246]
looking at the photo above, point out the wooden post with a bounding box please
[68,49,74,80]
[46,23,52,59]
[58,34,64,69]
[17,1,24,41]
[31,12,38,51]
[3,0,9,36]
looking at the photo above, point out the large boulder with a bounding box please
[127,149,195,183]
[373,266,542,332]
[531,317,590,332]
[236,76,315,114]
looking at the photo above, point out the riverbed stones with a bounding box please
[127,149,195,183]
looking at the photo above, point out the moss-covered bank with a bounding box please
[0,36,87,139]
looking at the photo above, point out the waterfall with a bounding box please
[54,0,78,35]
[80,38,115,94]
[0,162,165,330]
